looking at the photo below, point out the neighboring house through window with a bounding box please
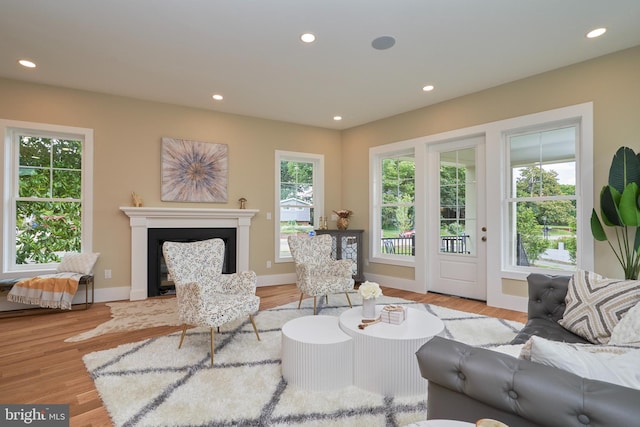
[275,151,323,261]
[1,119,94,274]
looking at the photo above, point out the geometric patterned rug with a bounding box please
[83,294,524,426]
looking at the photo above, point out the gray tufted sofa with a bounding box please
[415,273,640,427]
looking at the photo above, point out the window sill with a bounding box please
[369,255,415,268]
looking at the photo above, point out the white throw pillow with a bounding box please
[609,301,640,346]
[56,252,100,275]
[524,336,640,390]
[558,270,640,344]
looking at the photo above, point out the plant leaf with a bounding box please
[590,209,608,241]
[600,186,623,226]
[609,147,640,193]
[635,227,640,255]
[619,182,640,226]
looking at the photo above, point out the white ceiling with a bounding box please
[1,1,639,130]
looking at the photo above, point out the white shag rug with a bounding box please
[83,294,524,427]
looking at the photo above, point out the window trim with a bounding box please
[274,150,324,263]
[1,119,94,275]
[503,122,580,273]
[490,105,594,281]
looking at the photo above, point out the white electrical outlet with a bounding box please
[104,269,112,279]
[266,212,272,220]
[266,260,272,268]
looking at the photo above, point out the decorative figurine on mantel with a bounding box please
[238,197,247,209]
[131,192,143,207]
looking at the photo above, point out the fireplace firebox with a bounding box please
[147,228,237,297]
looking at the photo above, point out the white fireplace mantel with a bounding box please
[120,206,259,300]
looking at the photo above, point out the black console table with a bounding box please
[316,229,364,283]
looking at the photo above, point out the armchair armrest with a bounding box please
[216,271,257,295]
[175,281,205,324]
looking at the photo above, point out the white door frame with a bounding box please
[424,136,486,300]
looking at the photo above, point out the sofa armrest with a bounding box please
[526,273,571,321]
[511,273,587,344]
[416,337,640,427]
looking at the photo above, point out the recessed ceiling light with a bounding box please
[422,85,435,92]
[212,94,223,101]
[587,28,607,38]
[333,116,342,121]
[301,33,316,43]
[18,59,36,68]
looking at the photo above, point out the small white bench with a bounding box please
[281,315,353,391]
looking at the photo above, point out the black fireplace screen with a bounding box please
[147,228,237,296]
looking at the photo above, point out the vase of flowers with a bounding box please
[334,209,353,230]
[359,280,382,318]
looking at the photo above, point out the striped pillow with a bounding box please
[558,270,640,344]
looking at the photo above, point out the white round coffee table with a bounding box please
[405,421,474,427]
[339,305,444,396]
[281,315,353,391]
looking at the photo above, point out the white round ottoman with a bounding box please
[281,315,353,391]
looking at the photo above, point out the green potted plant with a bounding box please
[591,146,640,279]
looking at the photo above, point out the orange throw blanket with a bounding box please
[7,272,83,310]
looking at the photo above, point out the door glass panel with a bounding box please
[439,148,476,255]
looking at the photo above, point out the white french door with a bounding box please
[427,136,487,300]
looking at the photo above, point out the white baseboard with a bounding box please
[361,273,423,293]
[256,273,297,287]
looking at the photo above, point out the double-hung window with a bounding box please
[506,125,579,271]
[2,120,93,273]
[275,151,323,261]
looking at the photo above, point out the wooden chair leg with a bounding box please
[210,328,215,366]
[297,293,304,309]
[325,295,329,304]
[345,292,352,308]
[178,324,188,349]
[313,296,317,315]
[249,314,261,341]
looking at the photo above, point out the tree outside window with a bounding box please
[15,135,83,264]
[508,126,577,269]
[380,154,415,256]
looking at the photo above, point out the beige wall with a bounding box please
[342,45,640,284]
[0,78,343,294]
[1,44,639,301]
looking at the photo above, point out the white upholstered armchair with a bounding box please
[287,234,354,314]
[162,238,260,366]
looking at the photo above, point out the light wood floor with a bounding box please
[0,284,527,427]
